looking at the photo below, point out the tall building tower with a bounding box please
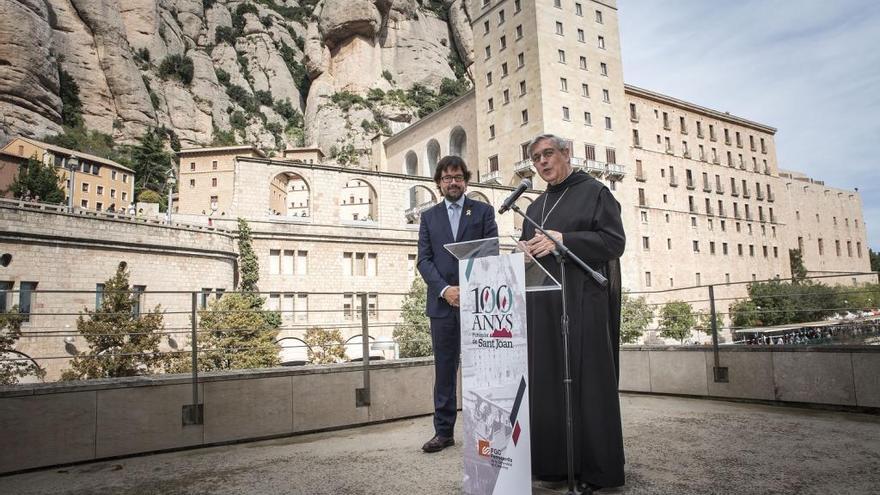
[468,0,629,188]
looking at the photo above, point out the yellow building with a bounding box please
[1,136,135,212]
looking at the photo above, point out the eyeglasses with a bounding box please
[531,148,557,163]
[440,175,466,183]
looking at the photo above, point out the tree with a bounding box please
[165,292,281,372]
[620,291,652,344]
[237,218,259,294]
[393,277,432,357]
[659,300,697,345]
[59,68,83,128]
[0,308,45,385]
[789,248,807,281]
[303,327,347,364]
[158,54,194,85]
[61,262,166,380]
[131,128,173,201]
[695,310,725,341]
[7,158,65,203]
[730,299,761,328]
[870,249,880,273]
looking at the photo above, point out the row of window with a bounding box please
[794,210,860,229]
[0,281,37,321]
[189,177,219,188]
[630,104,770,154]
[799,237,864,258]
[640,208,779,240]
[188,160,219,171]
[634,130,771,174]
[80,183,128,200]
[641,236,781,258]
[644,271,769,288]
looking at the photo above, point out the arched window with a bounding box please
[276,337,310,366]
[269,172,311,218]
[449,126,467,158]
[405,185,438,224]
[341,178,378,222]
[467,191,490,205]
[426,139,441,176]
[405,151,419,176]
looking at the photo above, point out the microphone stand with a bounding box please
[509,203,606,495]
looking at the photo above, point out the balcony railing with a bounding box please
[706,205,714,216]
[635,171,646,182]
[669,176,679,187]
[742,189,751,199]
[683,150,691,158]
[731,187,739,197]
[513,159,534,176]
[716,184,725,194]
[768,191,775,202]
[703,182,712,193]
[756,190,765,201]
[569,157,626,180]
[686,180,696,190]
[404,200,436,223]
[606,163,625,179]
[481,169,501,184]
[712,157,720,164]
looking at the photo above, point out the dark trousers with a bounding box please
[430,312,460,437]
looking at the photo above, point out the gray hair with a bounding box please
[526,134,570,157]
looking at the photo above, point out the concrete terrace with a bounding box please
[2,394,878,495]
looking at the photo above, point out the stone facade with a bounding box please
[0,202,237,380]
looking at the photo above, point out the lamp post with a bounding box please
[66,157,79,212]
[166,169,176,224]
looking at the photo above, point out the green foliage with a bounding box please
[232,3,259,33]
[8,158,65,204]
[659,300,696,345]
[0,307,46,384]
[789,249,807,280]
[304,327,347,364]
[331,143,359,166]
[43,127,132,167]
[739,280,842,327]
[254,0,319,24]
[870,249,880,272]
[137,189,161,203]
[215,25,236,45]
[260,15,273,28]
[279,42,310,97]
[273,99,303,127]
[421,0,448,20]
[448,50,469,82]
[695,310,724,340]
[203,0,216,10]
[620,291,653,344]
[215,68,231,86]
[730,299,760,328]
[230,111,248,131]
[164,292,281,373]
[330,91,367,112]
[381,70,393,82]
[393,277,432,357]
[134,47,151,64]
[212,127,238,146]
[254,89,273,106]
[226,84,258,114]
[366,88,385,101]
[131,127,174,201]
[158,54,194,85]
[59,69,83,128]
[61,262,166,380]
[237,218,259,294]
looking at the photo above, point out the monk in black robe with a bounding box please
[519,134,626,490]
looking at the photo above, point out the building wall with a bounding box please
[0,202,237,380]
[779,171,870,278]
[176,147,264,217]
[1,137,134,211]
[383,91,478,178]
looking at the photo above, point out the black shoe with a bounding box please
[421,434,455,453]
[577,481,600,493]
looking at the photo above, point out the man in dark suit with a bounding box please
[418,155,498,453]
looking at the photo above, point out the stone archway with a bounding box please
[405,150,419,176]
[340,178,378,222]
[269,172,310,217]
[449,126,467,158]
[426,139,441,176]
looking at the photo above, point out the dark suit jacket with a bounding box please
[417,196,498,318]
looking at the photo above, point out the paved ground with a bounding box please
[2,394,879,494]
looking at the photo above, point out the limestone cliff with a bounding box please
[0,0,474,165]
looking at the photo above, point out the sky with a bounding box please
[617,0,880,250]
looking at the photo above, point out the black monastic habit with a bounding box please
[520,170,626,488]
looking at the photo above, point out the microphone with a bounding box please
[498,178,532,214]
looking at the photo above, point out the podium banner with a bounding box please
[460,252,531,495]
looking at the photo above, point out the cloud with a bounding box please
[619,0,880,248]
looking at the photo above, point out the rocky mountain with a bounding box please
[0,0,475,165]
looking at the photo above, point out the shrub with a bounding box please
[254,89,273,106]
[230,111,248,130]
[382,70,393,82]
[215,68,230,86]
[330,91,366,112]
[137,189,161,203]
[304,327,347,364]
[158,54,194,85]
[59,69,83,127]
[215,25,236,45]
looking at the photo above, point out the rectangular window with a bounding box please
[19,281,37,322]
[516,25,523,39]
[604,116,612,130]
[489,124,496,139]
[295,294,309,322]
[343,293,354,320]
[556,21,564,35]
[500,36,507,50]
[489,155,499,172]
[96,185,104,195]
[498,9,505,24]
[212,160,218,170]
[645,271,652,287]
[517,52,524,68]
[576,3,583,16]
[581,83,589,97]
[486,72,493,86]
[595,9,603,23]
[112,170,118,180]
[200,288,212,309]
[515,0,521,13]
[485,46,491,59]
[560,77,568,91]
[122,192,128,201]
[519,80,527,95]
[82,182,89,192]
[80,199,88,208]
[606,148,617,164]
[487,98,494,111]
[579,56,587,70]
[521,109,529,123]
[585,144,596,161]
[269,249,281,274]
[503,89,510,104]
[211,177,217,187]
[598,35,605,48]
[600,62,608,76]
[132,285,146,317]
[584,111,592,125]
[367,253,378,276]
[483,20,489,34]
[558,49,566,63]
[562,107,570,121]
[189,179,195,188]
[602,89,610,102]
[577,29,584,42]
[642,236,650,251]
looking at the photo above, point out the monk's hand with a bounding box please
[444,286,460,307]
[526,230,563,258]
